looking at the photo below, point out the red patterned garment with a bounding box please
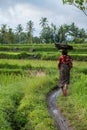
[58,55,73,69]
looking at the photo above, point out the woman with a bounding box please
[58,49,73,96]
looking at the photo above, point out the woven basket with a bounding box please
[55,43,73,50]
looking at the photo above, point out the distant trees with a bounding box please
[39,18,87,43]
[57,23,87,43]
[0,21,35,44]
[16,24,23,43]
[0,24,8,44]
[0,24,15,44]
[40,17,50,43]
[8,27,15,44]
[26,20,34,43]
[61,0,87,42]
[0,18,87,44]
[40,17,58,43]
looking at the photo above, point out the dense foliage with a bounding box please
[0,19,87,44]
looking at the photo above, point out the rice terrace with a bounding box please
[0,42,87,130]
[0,0,87,130]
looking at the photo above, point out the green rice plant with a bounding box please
[0,63,20,69]
[0,43,87,129]
[17,76,56,130]
[0,59,57,72]
[0,69,23,75]
[0,70,57,130]
[0,42,87,61]
[0,59,58,75]
[0,74,25,130]
[0,52,87,60]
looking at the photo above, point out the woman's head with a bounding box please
[61,49,68,55]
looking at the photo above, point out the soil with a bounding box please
[47,87,73,130]
[36,71,46,77]
[29,70,46,77]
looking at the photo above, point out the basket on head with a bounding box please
[55,43,73,50]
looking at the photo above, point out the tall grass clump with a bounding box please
[0,74,25,130]
[0,72,57,130]
[16,76,57,130]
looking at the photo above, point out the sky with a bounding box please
[0,0,87,36]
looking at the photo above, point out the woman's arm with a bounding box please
[58,57,61,69]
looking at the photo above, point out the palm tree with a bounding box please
[51,23,57,33]
[16,24,23,43]
[58,25,66,43]
[0,24,7,44]
[16,24,23,34]
[40,17,48,29]
[8,27,15,44]
[26,20,34,43]
[51,23,57,43]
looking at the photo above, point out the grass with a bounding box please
[0,43,87,60]
[0,73,57,130]
[0,74,24,130]
[19,76,56,130]
[0,59,58,130]
[0,59,57,75]
[0,59,57,68]
[0,43,87,129]
[0,60,87,129]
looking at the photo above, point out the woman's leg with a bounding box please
[62,84,68,96]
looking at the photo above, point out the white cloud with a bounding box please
[0,3,54,35]
[0,4,39,25]
[0,0,87,36]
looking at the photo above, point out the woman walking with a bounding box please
[58,49,73,96]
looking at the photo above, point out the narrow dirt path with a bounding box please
[47,87,73,130]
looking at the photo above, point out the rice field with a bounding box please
[0,43,87,130]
